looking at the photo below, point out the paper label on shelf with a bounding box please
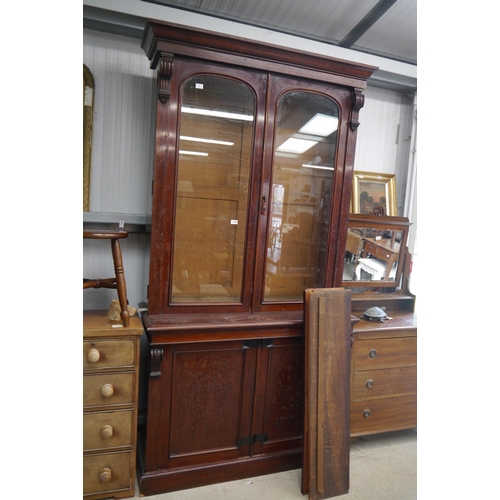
[230,220,238,225]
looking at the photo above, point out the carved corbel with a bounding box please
[350,88,365,131]
[157,53,174,104]
[371,206,386,217]
[150,348,164,377]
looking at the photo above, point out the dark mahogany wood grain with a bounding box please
[302,289,351,499]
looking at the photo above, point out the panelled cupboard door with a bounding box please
[251,336,304,456]
[147,60,355,316]
[143,340,257,471]
[142,337,305,472]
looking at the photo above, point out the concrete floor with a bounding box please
[134,428,417,500]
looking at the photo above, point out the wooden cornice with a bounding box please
[141,20,378,90]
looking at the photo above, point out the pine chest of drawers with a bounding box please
[350,310,417,437]
[83,311,142,499]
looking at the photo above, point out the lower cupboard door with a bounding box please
[251,337,304,455]
[147,341,257,470]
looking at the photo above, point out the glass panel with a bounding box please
[264,91,339,302]
[343,227,402,282]
[172,76,255,303]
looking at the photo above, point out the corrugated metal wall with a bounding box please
[82,29,414,311]
[83,29,154,310]
[355,85,414,215]
[83,29,156,214]
[355,85,401,175]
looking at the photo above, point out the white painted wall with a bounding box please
[82,29,416,310]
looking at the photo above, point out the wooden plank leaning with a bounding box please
[302,288,351,499]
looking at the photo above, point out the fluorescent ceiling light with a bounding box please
[179,150,208,156]
[181,106,254,122]
[299,113,338,137]
[275,151,299,158]
[301,164,334,171]
[276,138,318,154]
[180,135,234,146]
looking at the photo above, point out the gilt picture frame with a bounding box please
[351,171,397,216]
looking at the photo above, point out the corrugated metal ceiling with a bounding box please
[143,0,417,65]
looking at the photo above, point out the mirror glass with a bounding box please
[343,227,403,282]
[342,214,410,288]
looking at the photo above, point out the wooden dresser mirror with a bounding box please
[342,213,411,289]
[343,213,417,440]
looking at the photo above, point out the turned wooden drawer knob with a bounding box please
[99,467,112,483]
[366,379,374,389]
[363,409,371,418]
[100,425,114,439]
[87,348,100,363]
[101,383,114,398]
[369,349,377,359]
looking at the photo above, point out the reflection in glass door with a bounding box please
[171,75,255,303]
[264,91,339,302]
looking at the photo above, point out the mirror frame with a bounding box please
[83,64,95,212]
[342,213,411,288]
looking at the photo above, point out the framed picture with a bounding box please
[351,171,397,216]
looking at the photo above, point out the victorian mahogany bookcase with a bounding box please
[137,20,377,496]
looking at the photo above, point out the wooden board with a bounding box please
[302,288,351,499]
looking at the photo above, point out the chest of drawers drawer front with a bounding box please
[351,366,417,401]
[353,337,416,371]
[83,339,135,370]
[83,410,133,452]
[83,373,134,408]
[350,394,417,435]
[83,451,132,496]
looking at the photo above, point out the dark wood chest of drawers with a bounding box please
[350,310,417,437]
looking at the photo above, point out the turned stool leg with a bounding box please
[110,238,130,327]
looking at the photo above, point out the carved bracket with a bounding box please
[150,348,164,377]
[371,206,386,217]
[157,53,174,104]
[350,88,365,131]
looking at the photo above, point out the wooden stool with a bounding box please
[83,230,130,327]
[354,257,387,281]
